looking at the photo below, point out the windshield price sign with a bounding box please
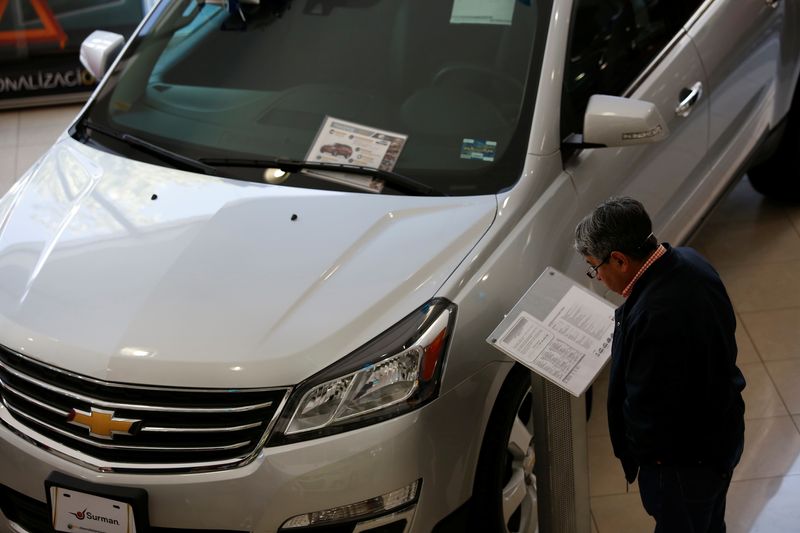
[307,116,408,172]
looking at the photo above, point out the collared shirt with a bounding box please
[622,244,666,298]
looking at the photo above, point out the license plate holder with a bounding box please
[46,472,149,533]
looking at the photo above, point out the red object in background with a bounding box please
[0,0,68,48]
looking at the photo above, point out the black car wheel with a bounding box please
[471,366,538,533]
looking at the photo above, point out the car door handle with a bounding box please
[766,0,779,9]
[675,82,703,118]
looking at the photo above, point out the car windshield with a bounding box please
[75,0,551,196]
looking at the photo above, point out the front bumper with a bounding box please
[0,362,507,532]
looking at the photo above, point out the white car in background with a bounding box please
[0,1,798,532]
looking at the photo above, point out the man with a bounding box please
[574,197,745,532]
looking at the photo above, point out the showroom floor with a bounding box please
[1,104,800,533]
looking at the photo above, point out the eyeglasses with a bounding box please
[586,254,610,279]
[585,233,656,279]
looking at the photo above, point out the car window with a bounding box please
[561,0,700,139]
[75,0,552,196]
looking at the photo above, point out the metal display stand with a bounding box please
[530,376,591,533]
[489,268,613,533]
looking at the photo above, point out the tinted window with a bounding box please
[561,0,697,139]
[75,0,552,196]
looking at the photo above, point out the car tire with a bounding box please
[471,366,538,533]
[748,103,800,199]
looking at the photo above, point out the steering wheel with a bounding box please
[432,63,524,120]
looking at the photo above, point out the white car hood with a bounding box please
[0,139,496,388]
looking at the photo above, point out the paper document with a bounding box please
[306,116,408,172]
[492,281,615,396]
[450,0,515,25]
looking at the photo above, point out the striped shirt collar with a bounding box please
[622,244,667,298]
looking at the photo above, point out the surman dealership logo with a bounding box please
[68,507,121,526]
[67,407,140,440]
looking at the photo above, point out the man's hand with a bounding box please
[621,454,639,484]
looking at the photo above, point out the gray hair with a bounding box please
[574,197,655,260]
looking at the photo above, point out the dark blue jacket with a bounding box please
[609,245,745,482]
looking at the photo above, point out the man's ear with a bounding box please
[609,250,632,270]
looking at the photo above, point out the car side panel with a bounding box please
[566,32,710,244]
[687,0,784,144]
[655,0,791,242]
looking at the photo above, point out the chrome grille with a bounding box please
[0,346,290,472]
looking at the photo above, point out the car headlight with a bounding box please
[268,299,455,444]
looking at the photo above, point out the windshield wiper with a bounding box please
[78,119,222,176]
[200,157,446,196]
[76,122,444,195]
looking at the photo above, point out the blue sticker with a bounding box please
[460,138,498,162]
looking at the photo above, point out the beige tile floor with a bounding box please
[2,104,800,532]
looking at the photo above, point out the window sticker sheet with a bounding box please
[450,0,515,25]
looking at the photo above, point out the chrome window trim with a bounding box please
[621,0,715,98]
[622,29,688,99]
[683,0,716,32]
[563,2,695,155]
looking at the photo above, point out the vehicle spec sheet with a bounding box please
[489,270,615,396]
[307,116,408,172]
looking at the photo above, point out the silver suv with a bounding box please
[0,1,798,532]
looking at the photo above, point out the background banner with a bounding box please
[0,0,154,108]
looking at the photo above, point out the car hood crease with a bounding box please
[0,139,497,388]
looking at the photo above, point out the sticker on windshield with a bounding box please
[450,0,515,26]
[461,139,498,162]
[306,117,408,172]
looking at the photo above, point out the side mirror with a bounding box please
[80,30,125,80]
[579,95,669,148]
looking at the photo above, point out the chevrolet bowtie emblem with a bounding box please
[67,407,140,440]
